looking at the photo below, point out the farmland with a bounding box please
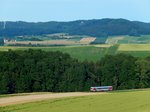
[1,35,150,62]
[80,37,96,43]
[106,35,150,44]
[117,44,150,57]
[1,90,150,112]
[0,45,113,61]
[4,34,96,46]
[118,44,150,51]
[0,44,149,61]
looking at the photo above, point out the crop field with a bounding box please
[15,33,85,41]
[117,44,150,51]
[91,37,107,44]
[9,34,92,46]
[0,45,111,61]
[117,44,150,58]
[0,44,150,61]
[105,36,125,44]
[118,35,150,44]
[5,40,83,45]
[118,51,150,57]
[1,90,150,112]
[80,37,96,43]
[106,35,150,44]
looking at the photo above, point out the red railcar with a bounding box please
[90,86,113,92]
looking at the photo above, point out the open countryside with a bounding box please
[0,43,149,61]
[0,92,102,107]
[1,0,150,111]
[1,90,150,112]
[118,44,150,51]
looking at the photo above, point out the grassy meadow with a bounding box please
[118,35,150,44]
[0,45,112,62]
[1,90,150,112]
[106,35,150,44]
[118,44,150,51]
[0,44,150,61]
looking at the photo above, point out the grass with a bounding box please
[118,35,150,44]
[105,44,119,55]
[118,51,150,58]
[1,90,150,112]
[0,45,110,62]
[106,35,150,44]
[0,44,149,62]
[106,36,125,44]
[0,92,52,98]
[118,44,150,51]
[41,46,108,61]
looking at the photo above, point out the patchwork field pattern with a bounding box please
[5,40,80,45]
[0,44,149,61]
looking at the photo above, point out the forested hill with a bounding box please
[0,18,150,37]
[0,50,150,94]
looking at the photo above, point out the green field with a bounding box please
[118,35,150,44]
[0,44,150,61]
[117,44,150,58]
[118,44,150,51]
[106,35,150,44]
[1,90,150,112]
[119,51,150,58]
[0,45,115,62]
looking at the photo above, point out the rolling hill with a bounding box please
[1,18,150,37]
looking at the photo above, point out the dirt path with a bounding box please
[0,92,104,107]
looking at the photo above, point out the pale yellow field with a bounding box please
[94,44,112,48]
[118,44,150,51]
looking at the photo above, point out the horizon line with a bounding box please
[0,18,150,23]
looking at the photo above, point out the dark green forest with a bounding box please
[0,50,150,94]
[1,19,150,37]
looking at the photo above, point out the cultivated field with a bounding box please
[106,35,150,44]
[0,45,112,61]
[0,44,150,61]
[5,40,80,45]
[1,90,150,112]
[80,37,96,43]
[119,51,150,58]
[105,36,124,44]
[5,35,96,46]
[118,44,150,51]
[118,35,150,44]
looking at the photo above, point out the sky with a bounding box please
[0,0,150,22]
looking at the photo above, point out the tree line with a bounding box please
[1,19,150,37]
[0,49,150,94]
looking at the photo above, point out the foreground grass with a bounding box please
[1,90,150,112]
[0,92,52,98]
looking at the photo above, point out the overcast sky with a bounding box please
[0,0,150,22]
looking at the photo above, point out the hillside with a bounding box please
[1,19,150,37]
[1,90,150,112]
